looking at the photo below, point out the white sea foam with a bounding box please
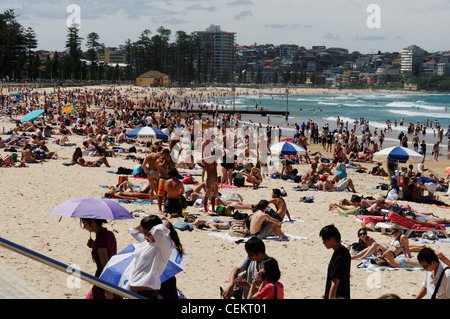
[389,109,450,119]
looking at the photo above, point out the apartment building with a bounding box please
[194,25,236,82]
[401,45,425,77]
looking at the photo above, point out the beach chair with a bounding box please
[383,210,448,238]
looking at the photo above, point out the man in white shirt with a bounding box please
[416,248,450,299]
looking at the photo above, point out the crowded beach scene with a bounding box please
[1,1,450,304]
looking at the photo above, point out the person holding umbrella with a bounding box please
[81,218,119,299]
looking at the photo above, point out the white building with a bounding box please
[401,45,425,77]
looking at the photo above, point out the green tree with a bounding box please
[86,32,101,77]
[65,24,83,79]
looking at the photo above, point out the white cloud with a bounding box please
[1,0,449,53]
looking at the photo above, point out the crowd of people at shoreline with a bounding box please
[1,85,450,300]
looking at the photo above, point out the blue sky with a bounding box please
[2,0,450,53]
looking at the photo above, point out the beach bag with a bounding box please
[351,242,365,252]
[356,206,371,215]
[228,224,249,238]
[232,211,248,220]
[216,206,232,216]
[182,174,195,184]
[387,188,399,200]
[117,167,133,175]
[233,176,245,187]
[174,221,193,231]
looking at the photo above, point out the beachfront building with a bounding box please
[136,70,170,87]
[401,45,425,77]
[437,63,450,76]
[419,61,437,78]
[194,25,236,83]
[98,47,127,65]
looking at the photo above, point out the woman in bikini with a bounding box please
[352,225,423,261]
[243,165,263,188]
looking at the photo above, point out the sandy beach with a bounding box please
[0,84,449,300]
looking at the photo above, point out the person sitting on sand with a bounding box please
[351,225,425,261]
[246,200,288,240]
[317,175,357,193]
[0,154,15,167]
[21,143,43,163]
[268,188,293,221]
[242,162,263,188]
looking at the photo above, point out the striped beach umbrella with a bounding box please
[125,126,169,141]
[373,146,423,164]
[269,141,307,156]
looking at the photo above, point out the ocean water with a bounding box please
[214,92,450,152]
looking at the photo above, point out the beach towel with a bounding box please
[208,232,308,242]
[117,199,158,204]
[357,256,423,272]
[386,211,446,231]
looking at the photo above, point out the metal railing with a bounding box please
[0,237,145,299]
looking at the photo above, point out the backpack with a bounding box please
[228,224,249,237]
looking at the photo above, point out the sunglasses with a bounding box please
[358,232,367,236]
[391,230,399,235]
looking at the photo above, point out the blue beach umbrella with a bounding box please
[10,92,22,99]
[21,109,45,123]
[373,146,423,164]
[269,141,307,156]
[125,126,169,141]
[99,243,188,287]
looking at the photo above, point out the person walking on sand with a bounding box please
[198,148,219,213]
[81,218,120,299]
[320,224,351,299]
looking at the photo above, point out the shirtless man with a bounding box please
[164,168,185,218]
[248,200,287,239]
[142,150,163,204]
[156,149,174,213]
[268,188,293,221]
[198,148,219,213]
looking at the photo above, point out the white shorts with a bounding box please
[336,178,349,191]
[424,182,437,194]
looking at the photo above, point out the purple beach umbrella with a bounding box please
[49,198,134,221]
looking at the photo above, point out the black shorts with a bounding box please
[165,197,182,216]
